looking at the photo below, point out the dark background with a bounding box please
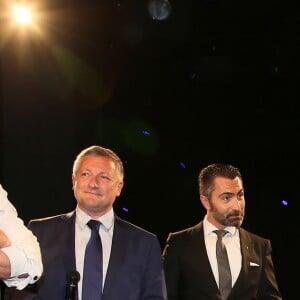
[0,0,298,298]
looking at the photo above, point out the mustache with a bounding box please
[228,210,244,218]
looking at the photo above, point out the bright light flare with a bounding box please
[13,5,32,25]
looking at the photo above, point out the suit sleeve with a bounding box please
[257,239,282,299]
[142,236,167,300]
[162,233,180,300]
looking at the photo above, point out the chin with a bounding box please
[227,217,243,227]
[232,220,243,228]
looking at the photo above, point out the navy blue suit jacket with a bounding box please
[5,211,167,300]
[162,221,282,300]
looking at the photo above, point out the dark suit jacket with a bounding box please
[162,221,282,300]
[5,211,167,300]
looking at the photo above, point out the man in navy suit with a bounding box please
[162,163,282,300]
[5,145,167,300]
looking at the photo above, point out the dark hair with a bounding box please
[72,145,124,180]
[198,163,242,198]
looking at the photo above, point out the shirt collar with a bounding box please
[76,206,114,232]
[203,215,238,237]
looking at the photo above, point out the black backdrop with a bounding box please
[1,0,298,298]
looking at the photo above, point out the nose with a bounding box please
[232,196,241,211]
[88,176,99,188]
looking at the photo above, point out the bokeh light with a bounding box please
[13,5,32,25]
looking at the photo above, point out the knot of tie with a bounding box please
[214,230,228,251]
[87,219,101,231]
[214,229,228,238]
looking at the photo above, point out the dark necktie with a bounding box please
[82,220,103,300]
[214,230,232,300]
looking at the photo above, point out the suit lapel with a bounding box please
[189,223,221,296]
[102,216,128,298]
[62,211,78,299]
[62,211,77,272]
[230,228,252,293]
[240,229,252,275]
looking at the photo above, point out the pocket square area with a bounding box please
[250,262,260,267]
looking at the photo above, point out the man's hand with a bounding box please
[0,229,10,248]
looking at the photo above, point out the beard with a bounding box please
[211,205,244,228]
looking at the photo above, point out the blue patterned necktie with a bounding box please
[214,230,232,300]
[82,220,103,300]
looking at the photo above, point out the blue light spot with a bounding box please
[122,207,129,212]
[142,130,151,135]
[179,161,186,169]
[281,199,288,207]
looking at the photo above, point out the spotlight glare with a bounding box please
[14,5,32,25]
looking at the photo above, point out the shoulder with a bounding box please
[239,227,271,247]
[162,222,203,259]
[29,211,75,228]
[169,221,203,238]
[114,215,157,239]
[165,221,203,245]
[114,216,162,254]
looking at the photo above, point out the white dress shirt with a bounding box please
[203,215,242,287]
[75,206,114,300]
[0,184,43,290]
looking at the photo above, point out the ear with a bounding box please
[116,181,124,197]
[200,195,211,210]
[71,175,75,189]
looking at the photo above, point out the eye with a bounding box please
[221,194,232,202]
[81,171,90,177]
[237,191,244,200]
[99,174,110,181]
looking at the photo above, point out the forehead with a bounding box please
[213,176,243,193]
[78,155,115,171]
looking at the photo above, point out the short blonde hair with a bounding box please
[72,145,124,180]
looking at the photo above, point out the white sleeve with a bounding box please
[0,184,43,290]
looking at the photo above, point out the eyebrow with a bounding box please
[219,192,234,197]
[219,189,244,197]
